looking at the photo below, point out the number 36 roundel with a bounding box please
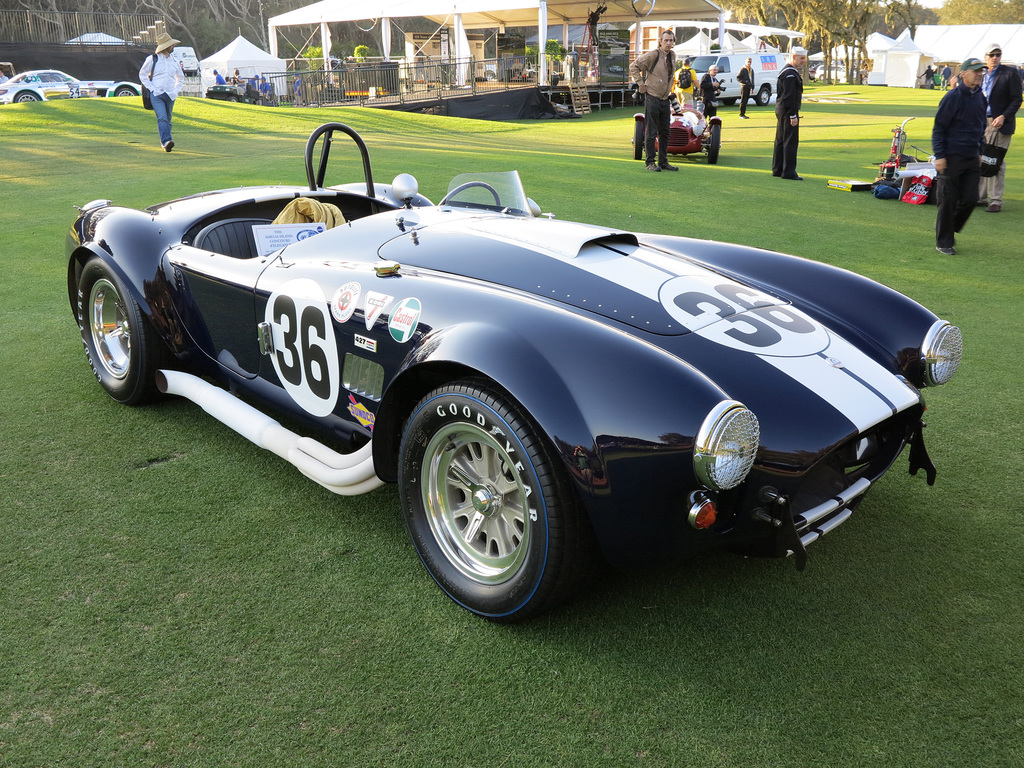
[266,278,340,417]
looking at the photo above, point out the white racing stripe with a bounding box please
[755,333,921,431]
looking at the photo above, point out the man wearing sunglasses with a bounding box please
[978,44,1023,213]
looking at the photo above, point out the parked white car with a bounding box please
[811,63,848,83]
[0,69,140,104]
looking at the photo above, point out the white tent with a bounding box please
[65,32,126,45]
[268,0,727,86]
[874,28,933,88]
[674,31,712,56]
[200,36,288,95]
[638,20,802,56]
[913,24,1024,65]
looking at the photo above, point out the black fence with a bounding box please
[273,53,632,109]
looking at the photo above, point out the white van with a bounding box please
[173,46,200,76]
[689,52,783,107]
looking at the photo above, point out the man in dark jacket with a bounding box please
[977,43,1023,212]
[699,65,724,117]
[737,57,754,118]
[772,47,807,180]
[629,29,678,172]
[932,58,988,255]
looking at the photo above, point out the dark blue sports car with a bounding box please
[66,124,963,620]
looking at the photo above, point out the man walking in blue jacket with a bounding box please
[932,58,988,255]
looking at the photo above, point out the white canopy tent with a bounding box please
[64,32,126,45]
[913,24,1024,65]
[674,31,712,56]
[873,28,933,88]
[200,36,288,95]
[268,0,726,86]
[640,20,802,57]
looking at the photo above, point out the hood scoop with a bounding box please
[461,218,639,260]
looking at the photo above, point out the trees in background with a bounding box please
[725,0,940,82]
[938,0,1024,23]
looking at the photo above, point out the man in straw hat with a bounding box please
[977,43,1022,213]
[138,31,184,152]
[773,46,807,180]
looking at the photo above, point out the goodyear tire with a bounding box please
[77,259,166,405]
[398,379,595,621]
[633,119,645,161]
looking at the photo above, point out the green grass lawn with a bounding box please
[1,86,1022,767]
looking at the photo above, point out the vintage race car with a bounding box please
[0,69,140,104]
[66,123,962,621]
[632,107,723,163]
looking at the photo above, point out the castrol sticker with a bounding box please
[388,297,421,343]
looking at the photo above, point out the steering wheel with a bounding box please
[440,181,501,207]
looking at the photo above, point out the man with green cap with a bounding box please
[931,58,987,255]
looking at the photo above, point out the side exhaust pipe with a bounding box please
[156,369,383,496]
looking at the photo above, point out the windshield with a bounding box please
[690,56,719,73]
[442,171,531,216]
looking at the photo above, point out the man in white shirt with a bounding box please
[138,31,185,152]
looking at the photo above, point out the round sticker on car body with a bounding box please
[331,281,361,323]
[659,275,829,357]
[389,297,421,343]
[266,278,341,417]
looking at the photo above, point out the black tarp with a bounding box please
[0,43,148,81]
[385,86,564,120]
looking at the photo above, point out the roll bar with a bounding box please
[304,122,375,198]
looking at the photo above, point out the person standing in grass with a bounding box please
[676,57,697,108]
[138,32,184,153]
[977,43,1022,213]
[773,46,807,180]
[737,57,754,118]
[932,58,988,255]
[630,29,678,172]
[699,65,724,118]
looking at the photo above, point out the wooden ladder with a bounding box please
[569,83,592,115]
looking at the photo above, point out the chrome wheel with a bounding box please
[76,258,166,404]
[89,278,131,379]
[399,380,597,620]
[421,421,531,584]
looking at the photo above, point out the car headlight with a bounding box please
[693,401,760,490]
[922,320,963,386]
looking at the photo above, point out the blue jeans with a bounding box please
[152,92,174,146]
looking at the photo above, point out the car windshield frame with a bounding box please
[442,171,531,216]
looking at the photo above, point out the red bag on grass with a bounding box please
[901,174,933,204]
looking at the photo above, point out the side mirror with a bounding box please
[391,173,418,208]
